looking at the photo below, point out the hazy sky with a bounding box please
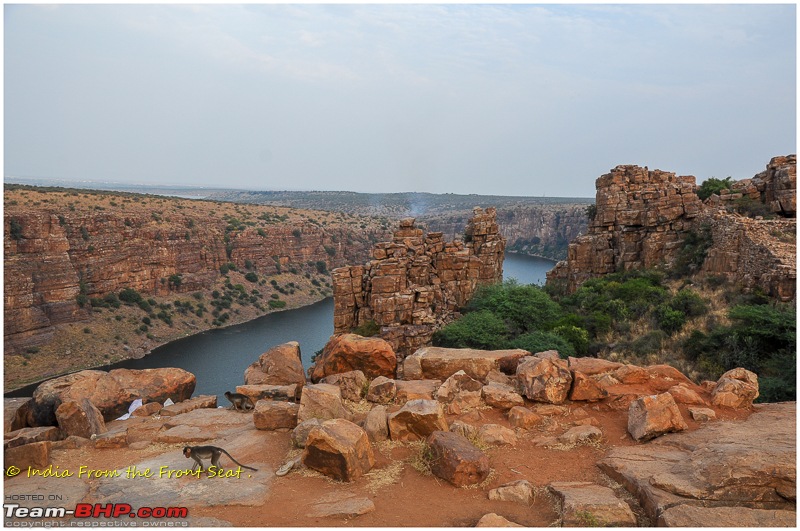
[4,4,796,197]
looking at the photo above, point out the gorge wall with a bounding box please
[547,156,796,300]
[332,207,505,362]
[4,188,390,355]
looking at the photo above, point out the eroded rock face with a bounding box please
[600,402,796,523]
[365,376,397,404]
[569,371,608,402]
[244,342,306,389]
[516,357,572,404]
[28,368,196,426]
[332,210,505,360]
[302,419,374,482]
[395,379,441,403]
[549,481,637,527]
[712,368,759,408]
[253,400,299,430]
[321,370,368,402]
[387,399,448,441]
[427,430,489,487]
[482,382,524,410]
[627,393,687,442]
[310,334,396,382]
[297,384,348,423]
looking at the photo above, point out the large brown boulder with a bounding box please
[28,368,196,426]
[365,376,397,404]
[403,347,527,381]
[310,334,396,382]
[387,399,448,441]
[567,357,623,376]
[627,393,688,442]
[516,357,572,404]
[395,379,441,403]
[302,419,375,482]
[297,383,348,423]
[253,400,300,430]
[569,371,608,402]
[549,481,637,527]
[427,430,489,487]
[55,399,107,439]
[243,342,306,388]
[436,371,483,413]
[712,368,759,408]
[482,382,524,410]
[321,370,368,402]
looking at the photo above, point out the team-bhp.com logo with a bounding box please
[5,503,188,520]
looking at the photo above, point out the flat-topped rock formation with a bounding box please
[548,156,796,299]
[332,207,505,361]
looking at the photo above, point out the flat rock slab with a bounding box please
[657,504,797,527]
[395,379,441,403]
[549,481,637,527]
[159,394,217,416]
[156,408,253,443]
[93,431,272,508]
[599,402,796,522]
[306,491,376,518]
[403,347,527,381]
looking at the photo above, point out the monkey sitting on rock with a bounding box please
[224,391,255,412]
[183,445,258,472]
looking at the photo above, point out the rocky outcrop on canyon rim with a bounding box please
[548,156,796,299]
[331,207,505,362]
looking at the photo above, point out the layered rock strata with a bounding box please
[332,208,505,361]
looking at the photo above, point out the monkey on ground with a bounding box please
[183,445,258,472]
[224,391,255,411]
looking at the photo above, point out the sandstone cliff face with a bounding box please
[4,190,389,354]
[547,157,797,300]
[333,207,505,362]
[547,166,703,292]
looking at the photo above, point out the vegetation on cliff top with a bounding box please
[434,271,795,402]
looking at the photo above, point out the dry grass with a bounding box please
[343,399,374,415]
[364,460,404,494]
[406,440,434,476]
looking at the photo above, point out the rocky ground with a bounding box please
[4,346,795,528]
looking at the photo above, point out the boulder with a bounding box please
[159,395,217,417]
[688,407,716,422]
[28,368,196,425]
[646,364,694,386]
[365,376,397,404]
[297,383,348,423]
[395,379,441,403]
[568,371,608,402]
[387,399,448,441]
[235,384,298,403]
[4,398,31,433]
[55,399,107,439]
[310,334,396,382]
[4,426,63,450]
[243,341,306,388]
[481,382,524,410]
[488,479,535,505]
[712,368,759,408]
[437,371,483,413]
[475,513,523,527]
[567,357,623,376]
[403,347,527,382]
[516,357,572,404]
[4,441,50,469]
[599,402,795,523]
[427,430,490,487]
[363,405,389,442]
[549,481,637,527]
[485,369,514,387]
[507,406,542,429]
[93,430,128,449]
[557,425,602,446]
[291,418,323,448]
[476,424,517,446]
[449,420,478,440]
[131,402,163,417]
[667,384,707,405]
[613,364,649,384]
[628,393,687,442]
[321,370,368,402]
[253,400,300,430]
[302,419,375,482]
[306,492,376,518]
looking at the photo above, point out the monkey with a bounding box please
[224,391,255,412]
[183,445,258,472]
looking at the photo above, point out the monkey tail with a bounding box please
[220,449,258,471]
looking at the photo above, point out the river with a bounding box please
[7,253,555,399]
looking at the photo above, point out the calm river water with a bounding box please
[8,253,554,398]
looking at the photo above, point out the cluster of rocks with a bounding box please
[547,156,796,299]
[332,207,505,362]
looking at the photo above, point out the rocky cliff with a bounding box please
[333,207,505,362]
[547,157,796,299]
[4,187,390,384]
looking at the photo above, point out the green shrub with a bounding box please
[551,325,590,356]
[244,272,258,283]
[433,310,509,350]
[119,288,143,304]
[510,331,574,358]
[9,219,24,240]
[697,177,734,200]
[654,304,686,335]
[268,299,287,309]
[352,320,380,337]
[466,280,562,335]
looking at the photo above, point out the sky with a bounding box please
[4,4,796,197]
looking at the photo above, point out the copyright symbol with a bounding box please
[6,466,20,477]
